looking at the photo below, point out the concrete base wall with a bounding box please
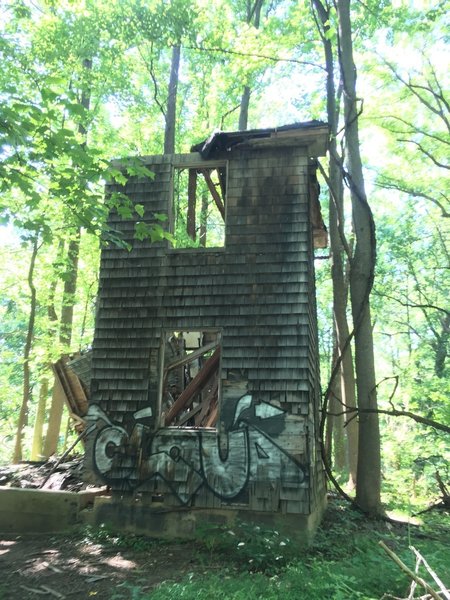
[81,494,327,547]
[0,486,326,545]
[0,488,104,534]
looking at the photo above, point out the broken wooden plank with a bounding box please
[53,356,88,417]
[195,380,218,427]
[204,400,218,427]
[165,347,220,426]
[200,169,225,220]
[164,340,218,374]
[176,403,203,426]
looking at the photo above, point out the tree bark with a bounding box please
[164,45,181,154]
[13,237,39,463]
[336,0,382,515]
[43,372,65,458]
[434,313,449,378]
[59,231,81,348]
[238,0,263,130]
[313,0,358,488]
[239,86,251,131]
[187,168,197,241]
[199,192,208,247]
[43,57,92,458]
[30,376,49,461]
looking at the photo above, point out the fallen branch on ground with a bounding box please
[379,541,449,600]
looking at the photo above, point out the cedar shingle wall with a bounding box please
[90,145,324,512]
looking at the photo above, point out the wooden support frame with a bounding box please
[164,347,221,426]
[172,163,227,249]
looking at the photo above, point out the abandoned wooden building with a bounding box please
[83,121,329,540]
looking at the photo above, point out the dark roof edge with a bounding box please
[191,121,328,159]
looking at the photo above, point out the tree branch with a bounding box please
[379,542,443,600]
[381,57,450,133]
[138,43,166,119]
[181,43,326,71]
[377,115,450,146]
[397,139,449,170]
[374,178,449,218]
[375,291,450,317]
[328,406,450,435]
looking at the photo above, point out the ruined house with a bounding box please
[84,121,329,540]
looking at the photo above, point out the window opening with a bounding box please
[162,330,221,428]
[172,166,226,248]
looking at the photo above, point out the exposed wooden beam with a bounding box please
[164,340,218,374]
[200,169,225,220]
[165,347,220,426]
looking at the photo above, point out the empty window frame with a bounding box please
[161,330,221,428]
[172,165,226,248]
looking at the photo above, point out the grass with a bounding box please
[140,500,450,599]
[74,499,449,599]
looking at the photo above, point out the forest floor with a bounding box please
[0,532,209,599]
[1,477,449,600]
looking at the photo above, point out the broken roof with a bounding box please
[191,120,329,159]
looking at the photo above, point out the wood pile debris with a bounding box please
[0,456,88,492]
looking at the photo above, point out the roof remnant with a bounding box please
[191,121,329,159]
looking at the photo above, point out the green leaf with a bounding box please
[135,204,145,217]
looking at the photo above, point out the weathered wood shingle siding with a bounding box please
[90,144,324,512]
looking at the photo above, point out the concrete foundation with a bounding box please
[80,494,327,547]
[0,487,104,534]
[0,487,326,545]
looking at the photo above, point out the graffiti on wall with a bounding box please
[86,395,307,505]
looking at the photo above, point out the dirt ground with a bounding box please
[0,533,207,599]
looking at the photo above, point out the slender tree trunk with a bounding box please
[200,192,208,247]
[336,0,382,515]
[164,45,181,154]
[434,313,449,378]
[342,254,358,488]
[43,371,65,458]
[187,169,197,241]
[333,396,347,473]
[239,86,251,131]
[238,0,264,130]
[13,237,39,463]
[313,0,358,488]
[44,57,92,458]
[59,231,81,347]
[79,279,95,349]
[30,376,49,461]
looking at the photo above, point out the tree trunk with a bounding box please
[43,372,65,458]
[238,0,263,130]
[187,168,197,241]
[333,396,347,473]
[342,255,358,488]
[313,0,358,488]
[13,237,39,463]
[30,376,49,461]
[59,231,81,348]
[239,86,251,131]
[337,0,382,515]
[43,57,92,458]
[434,313,449,378]
[164,45,181,154]
[43,231,81,457]
[200,192,208,247]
